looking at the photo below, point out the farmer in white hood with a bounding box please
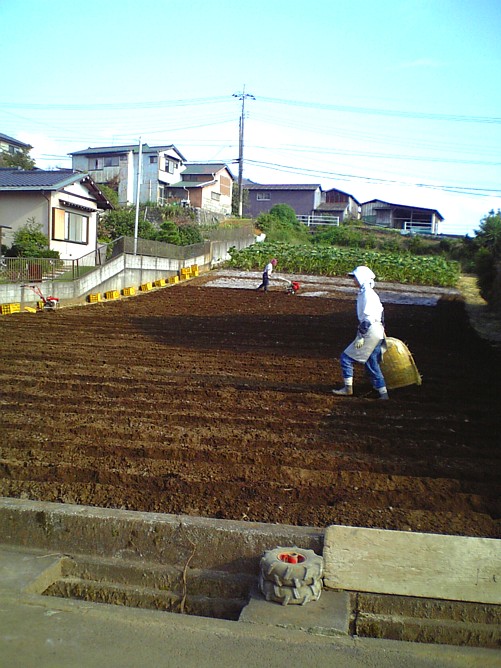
[333,265,389,400]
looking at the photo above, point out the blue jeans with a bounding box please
[257,272,270,291]
[340,341,386,390]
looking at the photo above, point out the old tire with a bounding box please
[259,575,322,606]
[260,547,323,588]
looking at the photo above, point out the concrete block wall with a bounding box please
[0,235,252,307]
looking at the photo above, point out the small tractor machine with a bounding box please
[275,276,300,295]
[22,284,60,311]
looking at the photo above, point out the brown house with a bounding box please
[166,163,234,215]
[314,187,360,222]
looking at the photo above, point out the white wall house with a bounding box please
[0,132,32,158]
[70,143,186,206]
[0,169,112,260]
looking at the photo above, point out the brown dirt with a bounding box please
[1,276,500,538]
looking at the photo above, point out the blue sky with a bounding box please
[1,0,500,235]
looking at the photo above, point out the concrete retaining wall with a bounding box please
[0,498,324,574]
[0,234,253,306]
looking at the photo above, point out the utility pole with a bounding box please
[233,87,255,217]
[133,138,143,255]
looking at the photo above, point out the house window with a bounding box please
[256,192,271,200]
[211,192,221,201]
[149,156,158,164]
[52,208,88,243]
[92,158,103,170]
[104,156,119,167]
[166,159,174,173]
[65,211,89,243]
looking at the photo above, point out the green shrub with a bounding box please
[6,219,59,258]
[472,210,501,303]
[256,205,310,244]
[156,220,181,244]
[178,225,203,245]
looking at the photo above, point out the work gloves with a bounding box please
[355,337,365,349]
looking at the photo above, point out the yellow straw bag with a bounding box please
[380,337,422,390]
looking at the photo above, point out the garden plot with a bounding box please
[0,274,499,538]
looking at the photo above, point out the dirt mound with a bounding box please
[1,277,499,537]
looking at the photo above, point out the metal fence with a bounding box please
[297,215,340,227]
[0,257,76,283]
[0,236,214,284]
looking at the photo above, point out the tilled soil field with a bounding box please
[1,273,500,538]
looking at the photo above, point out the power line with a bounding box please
[244,159,501,197]
[258,96,501,125]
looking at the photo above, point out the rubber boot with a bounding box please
[377,386,389,400]
[332,381,353,396]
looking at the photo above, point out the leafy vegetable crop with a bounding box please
[228,242,460,287]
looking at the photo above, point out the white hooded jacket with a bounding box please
[343,266,386,363]
[351,266,384,332]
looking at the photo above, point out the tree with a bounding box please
[475,209,501,254]
[0,148,36,170]
[177,224,203,245]
[98,207,156,241]
[473,209,501,304]
[156,220,181,244]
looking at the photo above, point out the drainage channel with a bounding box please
[28,554,501,648]
[38,555,255,621]
[34,555,501,649]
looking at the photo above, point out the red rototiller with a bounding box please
[22,284,59,310]
[275,276,300,295]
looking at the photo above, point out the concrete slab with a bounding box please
[239,587,353,636]
[324,525,501,604]
[1,546,499,668]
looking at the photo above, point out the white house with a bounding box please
[0,132,32,158]
[69,143,186,206]
[0,169,112,260]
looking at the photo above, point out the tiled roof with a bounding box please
[0,132,32,149]
[246,183,321,191]
[169,179,216,189]
[69,144,186,160]
[182,163,227,175]
[0,168,82,189]
[0,169,113,208]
